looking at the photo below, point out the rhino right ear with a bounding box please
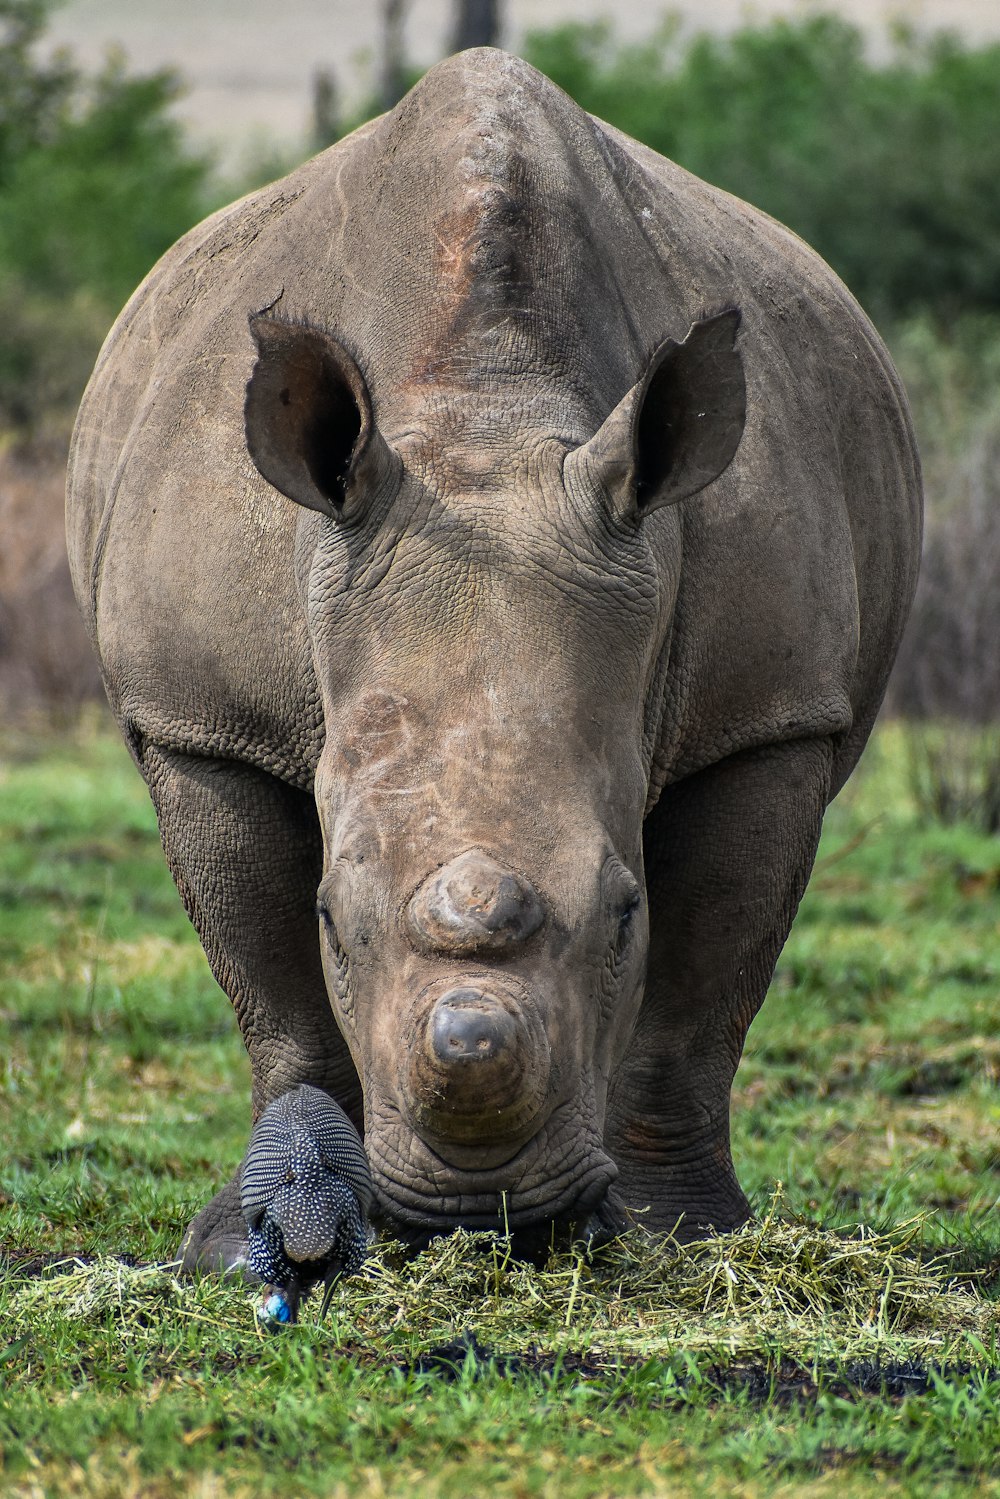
[566,309,746,519]
[244,315,399,519]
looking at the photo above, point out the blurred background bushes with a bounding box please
[524,14,1000,326]
[1,0,998,822]
[6,2,1000,440]
[0,0,208,434]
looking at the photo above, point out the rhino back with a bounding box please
[67,49,919,787]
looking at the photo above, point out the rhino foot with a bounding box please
[177,1174,250,1277]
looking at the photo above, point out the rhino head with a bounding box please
[243,305,745,1248]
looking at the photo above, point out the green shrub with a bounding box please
[523,15,1000,324]
[0,0,211,435]
[0,58,207,307]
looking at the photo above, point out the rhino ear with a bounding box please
[244,315,399,519]
[569,308,746,517]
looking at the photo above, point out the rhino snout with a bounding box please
[406,849,544,957]
[405,979,551,1152]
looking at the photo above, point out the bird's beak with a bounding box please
[319,1265,342,1321]
[256,1282,301,1328]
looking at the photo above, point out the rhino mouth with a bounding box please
[382,1201,620,1262]
[364,1100,619,1254]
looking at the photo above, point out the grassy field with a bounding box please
[0,717,997,1497]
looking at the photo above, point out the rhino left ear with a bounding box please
[568,308,746,517]
[244,314,399,520]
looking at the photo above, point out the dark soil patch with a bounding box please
[1,1247,144,1278]
[403,1331,1000,1405]
[408,1330,611,1380]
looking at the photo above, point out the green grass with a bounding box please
[1,717,998,1497]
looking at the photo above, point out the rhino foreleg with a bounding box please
[138,744,361,1272]
[606,736,835,1239]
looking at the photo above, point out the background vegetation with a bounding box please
[6,3,1000,432]
[0,0,208,435]
[524,14,1000,326]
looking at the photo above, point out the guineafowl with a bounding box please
[241,1084,373,1324]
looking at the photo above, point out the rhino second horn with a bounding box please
[406,849,544,958]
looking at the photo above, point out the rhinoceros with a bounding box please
[66,48,921,1269]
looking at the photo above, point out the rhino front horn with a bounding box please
[406,849,544,958]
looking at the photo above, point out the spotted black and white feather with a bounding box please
[241,1084,373,1323]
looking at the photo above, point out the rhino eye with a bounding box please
[317,903,348,964]
[602,856,641,958]
[317,899,353,1016]
[615,889,640,950]
[619,889,640,928]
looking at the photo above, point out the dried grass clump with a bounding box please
[12,1200,996,1368]
[15,1258,189,1323]
[340,1207,994,1362]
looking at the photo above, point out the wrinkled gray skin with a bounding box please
[66,50,921,1270]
